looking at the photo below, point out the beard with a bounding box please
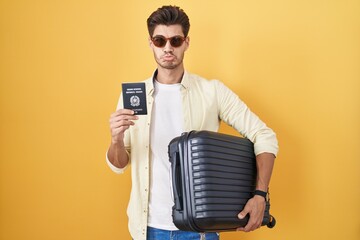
[158,62,179,69]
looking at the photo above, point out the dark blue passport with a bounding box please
[122,82,147,115]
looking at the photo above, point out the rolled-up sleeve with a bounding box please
[105,151,128,174]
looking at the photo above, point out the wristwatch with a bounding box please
[254,190,268,201]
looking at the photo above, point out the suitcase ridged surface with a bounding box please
[169,130,274,232]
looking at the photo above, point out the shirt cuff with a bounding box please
[105,151,127,174]
[254,144,278,157]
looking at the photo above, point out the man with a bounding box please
[107,5,278,240]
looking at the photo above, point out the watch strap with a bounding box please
[254,190,268,200]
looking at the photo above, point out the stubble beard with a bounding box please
[159,62,179,70]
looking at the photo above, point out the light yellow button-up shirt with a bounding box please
[106,71,278,240]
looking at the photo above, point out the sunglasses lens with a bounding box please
[152,36,185,48]
[170,37,184,47]
[152,37,166,47]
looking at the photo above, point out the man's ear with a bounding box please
[148,37,153,48]
[185,36,190,51]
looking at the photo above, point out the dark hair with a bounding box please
[147,5,190,37]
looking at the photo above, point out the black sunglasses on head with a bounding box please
[151,35,186,48]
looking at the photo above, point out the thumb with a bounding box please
[238,208,249,219]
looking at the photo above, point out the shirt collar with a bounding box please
[146,69,190,96]
[180,71,190,89]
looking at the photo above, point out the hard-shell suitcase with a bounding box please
[168,130,276,232]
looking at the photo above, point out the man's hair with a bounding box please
[147,5,190,37]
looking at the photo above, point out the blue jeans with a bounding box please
[146,227,219,240]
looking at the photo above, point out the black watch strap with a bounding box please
[254,190,267,200]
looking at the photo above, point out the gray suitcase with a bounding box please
[168,130,276,232]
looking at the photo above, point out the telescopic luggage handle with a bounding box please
[171,151,183,211]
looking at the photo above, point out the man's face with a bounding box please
[149,24,189,70]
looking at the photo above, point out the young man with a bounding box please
[107,5,278,240]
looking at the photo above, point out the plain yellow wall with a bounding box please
[0,0,359,239]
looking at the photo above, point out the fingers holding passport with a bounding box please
[109,109,138,143]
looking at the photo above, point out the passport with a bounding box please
[122,82,147,115]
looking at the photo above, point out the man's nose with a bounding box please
[163,40,173,52]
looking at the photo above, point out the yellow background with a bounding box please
[1,0,359,239]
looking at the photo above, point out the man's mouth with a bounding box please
[162,54,175,61]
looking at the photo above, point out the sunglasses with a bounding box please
[151,35,186,48]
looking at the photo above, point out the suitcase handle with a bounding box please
[172,151,183,211]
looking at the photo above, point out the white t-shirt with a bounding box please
[147,80,183,230]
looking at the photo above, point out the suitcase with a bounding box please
[168,130,276,232]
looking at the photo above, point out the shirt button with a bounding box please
[145,188,148,192]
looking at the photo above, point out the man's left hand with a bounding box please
[237,195,266,232]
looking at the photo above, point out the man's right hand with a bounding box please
[107,109,138,168]
[109,109,138,144]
